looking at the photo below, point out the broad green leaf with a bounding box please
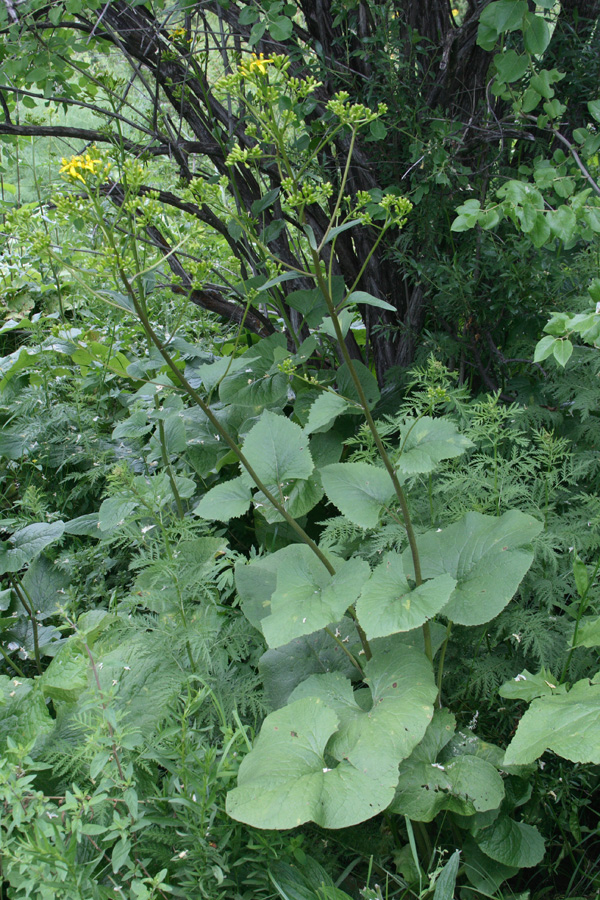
[21,557,69,619]
[251,187,280,216]
[262,545,370,647]
[228,645,436,829]
[477,0,527,50]
[587,99,600,122]
[63,514,100,537]
[356,552,456,639]
[226,698,393,828]
[304,392,352,435]
[322,219,364,245]
[269,14,293,41]
[0,521,65,575]
[503,677,600,765]
[320,462,397,528]
[40,640,88,703]
[195,476,252,521]
[552,338,573,366]
[462,839,519,894]
[0,676,54,751]
[259,619,359,709]
[252,473,324,523]
[286,287,329,328]
[533,334,557,362]
[336,360,380,408]
[523,13,550,55]
[235,545,302,629]
[98,497,138,533]
[219,335,289,408]
[404,511,542,625]
[530,67,564,99]
[475,816,545,868]
[240,410,314,488]
[318,309,354,340]
[0,429,27,460]
[494,50,529,84]
[290,645,437,779]
[572,616,600,648]
[499,668,562,702]
[391,711,504,822]
[401,754,504,818]
[573,553,589,598]
[396,416,473,474]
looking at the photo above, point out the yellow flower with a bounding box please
[240,52,273,76]
[452,8,459,16]
[169,26,191,43]
[59,151,101,183]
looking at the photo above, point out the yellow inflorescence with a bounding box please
[240,52,273,76]
[59,152,102,183]
[169,26,191,43]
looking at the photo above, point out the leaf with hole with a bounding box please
[228,645,435,829]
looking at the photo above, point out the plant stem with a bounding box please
[119,267,337,577]
[560,556,600,683]
[10,576,42,674]
[324,626,364,674]
[0,643,26,678]
[436,621,452,706]
[310,249,431,662]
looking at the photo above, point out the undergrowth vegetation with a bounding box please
[1,2,600,900]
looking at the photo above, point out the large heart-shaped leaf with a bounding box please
[290,645,436,780]
[226,697,392,828]
[503,677,600,765]
[396,416,473,474]
[320,462,397,528]
[228,645,436,829]
[0,521,65,575]
[262,545,370,647]
[403,511,542,625]
[356,551,456,639]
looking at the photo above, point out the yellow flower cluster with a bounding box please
[169,25,191,43]
[240,53,273,77]
[59,152,101,183]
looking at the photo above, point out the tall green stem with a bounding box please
[310,249,431,662]
[117,265,336,577]
[10,576,42,674]
[560,556,600,683]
